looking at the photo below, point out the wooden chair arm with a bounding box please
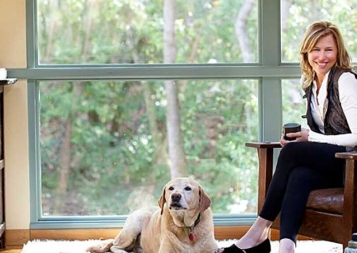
[335,151,357,160]
[334,151,357,216]
[245,141,281,149]
[245,142,282,211]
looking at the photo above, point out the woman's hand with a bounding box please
[280,128,309,147]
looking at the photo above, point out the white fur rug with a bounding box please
[21,239,343,253]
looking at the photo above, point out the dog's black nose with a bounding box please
[171,193,181,202]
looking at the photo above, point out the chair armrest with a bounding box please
[245,141,281,211]
[335,151,357,160]
[245,141,281,149]
[334,151,357,217]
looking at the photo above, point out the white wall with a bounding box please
[0,0,30,229]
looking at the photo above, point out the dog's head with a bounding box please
[158,177,211,227]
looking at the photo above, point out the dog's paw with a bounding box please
[86,239,114,253]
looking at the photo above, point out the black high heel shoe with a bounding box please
[219,238,271,253]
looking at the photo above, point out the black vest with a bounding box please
[303,67,357,135]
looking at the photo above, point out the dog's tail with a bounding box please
[86,239,114,253]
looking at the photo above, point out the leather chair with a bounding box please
[246,142,357,248]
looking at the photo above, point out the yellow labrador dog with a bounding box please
[87,177,218,253]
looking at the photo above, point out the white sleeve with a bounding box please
[308,72,357,148]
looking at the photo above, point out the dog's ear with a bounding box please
[199,186,211,213]
[158,187,166,215]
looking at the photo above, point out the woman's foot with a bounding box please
[216,216,272,253]
[216,238,271,253]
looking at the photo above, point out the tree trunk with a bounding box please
[163,0,187,178]
[54,82,84,214]
[44,0,58,61]
[53,118,72,215]
[235,0,255,63]
[143,82,167,166]
[281,0,293,60]
[53,0,96,214]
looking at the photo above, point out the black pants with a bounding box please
[259,142,346,243]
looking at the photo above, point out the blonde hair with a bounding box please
[299,21,352,89]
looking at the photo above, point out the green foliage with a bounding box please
[40,78,260,215]
[38,0,357,216]
[282,0,357,63]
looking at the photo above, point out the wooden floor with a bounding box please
[0,250,21,253]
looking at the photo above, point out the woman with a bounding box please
[218,21,357,253]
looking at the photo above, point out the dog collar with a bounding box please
[188,213,201,241]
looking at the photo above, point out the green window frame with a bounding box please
[7,0,301,229]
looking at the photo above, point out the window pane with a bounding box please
[281,0,357,63]
[37,0,259,65]
[39,80,259,216]
[281,79,307,128]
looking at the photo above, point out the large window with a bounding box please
[31,0,265,226]
[27,0,346,228]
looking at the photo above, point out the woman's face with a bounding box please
[308,34,337,79]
